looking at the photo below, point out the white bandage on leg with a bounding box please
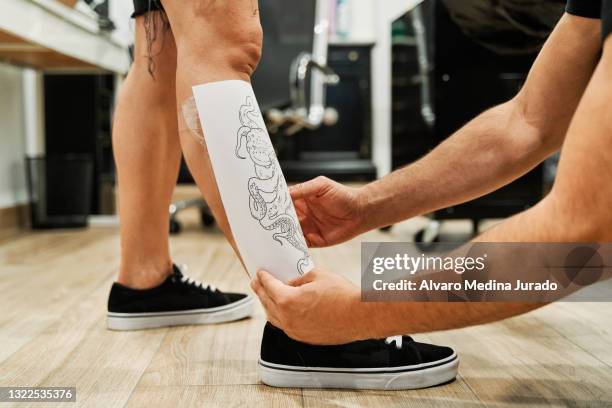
[192,80,315,282]
[181,96,205,145]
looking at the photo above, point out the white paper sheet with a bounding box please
[192,80,315,282]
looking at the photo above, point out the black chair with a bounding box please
[168,162,214,234]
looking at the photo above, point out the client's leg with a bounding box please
[163,0,312,279]
[161,0,263,260]
[159,0,458,390]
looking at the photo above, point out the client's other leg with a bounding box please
[107,9,253,331]
[113,13,181,289]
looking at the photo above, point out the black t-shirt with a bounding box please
[567,0,602,18]
[566,0,612,38]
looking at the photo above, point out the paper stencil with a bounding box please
[192,80,315,282]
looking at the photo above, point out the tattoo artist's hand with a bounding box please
[290,176,367,248]
[250,268,370,345]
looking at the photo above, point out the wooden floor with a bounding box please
[0,210,611,407]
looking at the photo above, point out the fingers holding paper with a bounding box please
[289,177,368,248]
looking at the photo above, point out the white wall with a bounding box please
[370,0,424,176]
[331,0,422,176]
[347,0,376,42]
[329,0,376,43]
[109,0,135,47]
[0,63,28,209]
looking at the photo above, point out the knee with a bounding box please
[175,10,263,77]
[224,28,263,77]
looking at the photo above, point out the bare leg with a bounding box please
[161,0,263,261]
[112,13,182,289]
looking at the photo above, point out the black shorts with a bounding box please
[605,0,612,39]
[132,0,164,18]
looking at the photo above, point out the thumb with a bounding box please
[287,268,318,287]
[290,176,328,201]
[257,270,296,300]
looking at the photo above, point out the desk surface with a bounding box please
[0,0,129,73]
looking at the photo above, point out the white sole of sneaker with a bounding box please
[107,295,254,331]
[259,352,459,390]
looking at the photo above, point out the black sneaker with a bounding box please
[107,264,253,330]
[259,323,458,390]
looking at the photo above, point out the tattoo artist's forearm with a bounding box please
[362,102,545,229]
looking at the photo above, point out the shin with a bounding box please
[192,81,314,281]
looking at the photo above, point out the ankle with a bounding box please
[117,260,173,289]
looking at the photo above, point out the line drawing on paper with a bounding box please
[235,96,312,274]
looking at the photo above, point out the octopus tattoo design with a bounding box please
[235,96,312,274]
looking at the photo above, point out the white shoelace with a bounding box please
[178,264,217,292]
[385,335,404,349]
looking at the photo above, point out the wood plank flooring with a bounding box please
[0,208,610,407]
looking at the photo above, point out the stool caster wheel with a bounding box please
[414,220,441,251]
[201,210,216,227]
[170,218,182,234]
[414,229,440,251]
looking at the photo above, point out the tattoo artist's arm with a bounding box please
[366,34,612,337]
